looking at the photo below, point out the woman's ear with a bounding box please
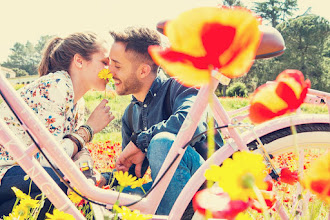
[73,54,84,69]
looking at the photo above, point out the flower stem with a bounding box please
[140,186,146,194]
[207,84,215,189]
[290,120,298,163]
[290,116,305,216]
[28,179,33,196]
[252,184,269,220]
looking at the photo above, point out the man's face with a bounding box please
[109,42,143,96]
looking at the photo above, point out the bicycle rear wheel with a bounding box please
[247,123,330,155]
[247,122,330,219]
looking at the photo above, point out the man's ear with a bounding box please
[138,63,151,79]
[73,54,84,69]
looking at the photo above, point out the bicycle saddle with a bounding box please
[156,20,285,60]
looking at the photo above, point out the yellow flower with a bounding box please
[216,151,267,202]
[301,152,330,204]
[3,213,19,220]
[235,212,253,220]
[46,209,75,220]
[20,197,39,209]
[131,178,144,189]
[68,188,83,204]
[204,164,222,183]
[114,171,137,188]
[113,205,153,220]
[98,68,114,82]
[11,187,29,200]
[12,203,30,219]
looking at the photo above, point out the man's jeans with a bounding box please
[124,132,205,215]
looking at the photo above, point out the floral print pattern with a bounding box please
[0,71,85,184]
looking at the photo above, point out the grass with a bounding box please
[1,86,328,143]
[83,92,328,144]
[83,90,131,143]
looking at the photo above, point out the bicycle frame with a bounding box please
[0,71,329,219]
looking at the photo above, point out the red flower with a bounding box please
[249,69,311,124]
[192,188,250,220]
[250,190,276,213]
[102,185,111,190]
[283,198,290,203]
[250,180,276,213]
[266,180,273,191]
[280,167,299,185]
[149,7,261,87]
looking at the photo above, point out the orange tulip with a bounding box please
[149,6,261,87]
[301,152,330,204]
[249,69,310,124]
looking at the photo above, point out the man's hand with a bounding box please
[115,141,145,178]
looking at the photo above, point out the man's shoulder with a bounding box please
[167,77,199,95]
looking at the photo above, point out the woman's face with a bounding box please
[83,41,110,91]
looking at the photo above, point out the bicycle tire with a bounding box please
[246,123,330,155]
[170,123,330,219]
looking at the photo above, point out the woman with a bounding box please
[0,32,114,218]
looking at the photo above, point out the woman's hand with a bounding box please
[86,99,115,133]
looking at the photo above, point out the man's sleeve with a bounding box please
[135,81,207,152]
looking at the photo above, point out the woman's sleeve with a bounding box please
[22,79,76,162]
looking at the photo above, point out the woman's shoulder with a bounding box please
[25,71,72,91]
[21,71,74,103]
[39,71,72,88]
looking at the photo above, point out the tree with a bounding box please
[222,0,244,7]
[1,35,53,75]
[276,15,329,91]
[12,68,28,77]
[246,15,330,92]
[252,0,298,27]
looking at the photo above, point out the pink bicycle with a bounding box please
[0,25,329,219]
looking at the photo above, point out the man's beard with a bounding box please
[115,75,143,96]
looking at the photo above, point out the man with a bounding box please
[108,27,222,216]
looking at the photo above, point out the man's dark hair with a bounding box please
[109,27,161,73]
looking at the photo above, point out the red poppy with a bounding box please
[149,6,261,87]
[192,188,250,219]
[250,190,277,213]
[249,69,311,124]
[279,167,298,185]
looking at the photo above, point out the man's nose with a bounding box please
[109,66,115,75]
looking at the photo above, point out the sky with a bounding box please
[0,0,329,63]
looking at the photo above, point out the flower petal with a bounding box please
[301,152,330,204]
[193,189,250,220]
[249,69,310,124]
[149,7,261,87]
[280,167,298,185]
